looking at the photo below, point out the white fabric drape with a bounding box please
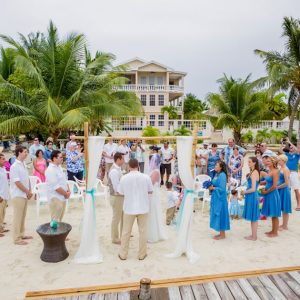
[166,136,199,263]
[73,136,105,264]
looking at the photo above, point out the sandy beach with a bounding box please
[1,178,300,299]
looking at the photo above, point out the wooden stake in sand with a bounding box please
[83,122,89,185]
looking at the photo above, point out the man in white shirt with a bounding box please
[108,152,124,244]
[0,153,10,237]
[160,141,174,186]
[135,139,145,173]
[29,137,45,161]
[45,150,70,221]
[118,158,153,260]
[10,146,33,245]
[195,142,209,175]
[117,139,130,171]
[103,137,117,178]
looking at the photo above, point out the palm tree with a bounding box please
[207,75,267,145]
[255,17,300,146]
[173,125,191,136]
[256,128,271,143]
[183,93,208,119]
[160,105,178,119]
[241,130,254,143]
[0,21,142,139]
[270,129,285,144]
[142,126,160,144]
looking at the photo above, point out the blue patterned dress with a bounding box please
[207,151,220,179]
[261,175,281,217]
[278,172,292,214]
[210,172,230,232]
[229,154,243,183]
[243,177,260,222]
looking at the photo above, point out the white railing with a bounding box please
[114,84,184,93]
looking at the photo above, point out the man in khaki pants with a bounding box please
[0,153,10,237]
[45,150,70,221]
[108,152,124,244]
[10,146,33,245]
[118,158,153,260]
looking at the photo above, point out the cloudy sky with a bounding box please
[1,0,299,99]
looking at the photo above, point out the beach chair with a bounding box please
[35,183,48,217]
[93,178,109,206]
[29,176,42,196]
[74,176,86,193]
[193,174,211,213]
[66,180,84,212]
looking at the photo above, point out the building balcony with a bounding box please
[114,84,184,93]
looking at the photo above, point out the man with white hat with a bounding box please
[195,141,209,175]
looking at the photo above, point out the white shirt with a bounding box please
[118,171,153,215]
[108,163,122,194]
[196,148,209,166]
[161,147,174,164]
[117,144,130,163]
[103,143,117,164]
[29,144,45,161]
[166,190,178,209]
[136,145,145,163]
[0,167,10,201]
[45,163,68,202]
[10,159,30,199]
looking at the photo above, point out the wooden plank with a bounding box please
[191,284,208,299]
[225,280,247,300]
[237,279,260,300]
[151,287,170,300]
[129,290,139,300]
[117,291,130,300]
[214,281,233,300]
[168,286,182,300]
[269,275,299,300]
[179,285,195,300]
[280,273,300,297]
[202,283,221,300]
[104,293,117,300]
[258,275,286,300]
[289,272,300,285]
[247,277,274,300]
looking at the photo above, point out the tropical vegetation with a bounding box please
[183,93,208,119]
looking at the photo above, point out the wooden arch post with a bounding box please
[84,122,89,185]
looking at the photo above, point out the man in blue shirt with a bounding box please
[285,138,300,210]
[221,138,246,166]
[44,141,54,166]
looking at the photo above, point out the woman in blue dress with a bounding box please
[277,154,292,230]
[241,157,260,241]
[260,156,281,238]
[207,143,220,179]
[208,161,230,240]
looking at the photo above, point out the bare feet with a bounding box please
[279,225,288,231]
[213,234,221,238]
[264,230,272,235]
[266,233,278,238]
[213,235,225,240]
[244,236,257,241]
[2,229,9,233]
[0,233,4,237]
[22,236,33,240]
[15,240,28,245]
[112,240,121,245]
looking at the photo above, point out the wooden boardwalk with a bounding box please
[25,266,300,300]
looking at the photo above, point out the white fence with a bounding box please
[114,84,184,93]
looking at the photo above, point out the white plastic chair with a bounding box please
[193,174,211,213]
[66,180,84,211]
[35,182,48,217]
[74,176,86,193]
[93,178,109,206]
[29,176,42,195]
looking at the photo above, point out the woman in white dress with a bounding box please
[147,151,167,242]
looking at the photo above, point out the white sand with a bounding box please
[1,184,300,300]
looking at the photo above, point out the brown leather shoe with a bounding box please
[138,254,147,260]
[118,254,126,260]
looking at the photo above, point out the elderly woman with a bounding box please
[228,146,244,185]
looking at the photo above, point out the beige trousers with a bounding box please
[110,195,124,243]
[0,200,7,232]
[166,206,176,225]
[49,198,66,222]
[12,197,28,242]
[119,213,148,259]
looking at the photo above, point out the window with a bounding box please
[149,114,155,126]
[158,114,164,126]
[157,76,164,85]
[150,95,155,106]
[158,95,164,106]
[140,95,146,106]
[140,76,147,85]
[149,76,155,85]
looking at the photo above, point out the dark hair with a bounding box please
[231,189,238,195]
[216,160,228,178]
[255,149,261,155]
[247,156,260,178]
[114,152,123,162]
[46,140,53,146]
[35,149,43,157]
[15,146,27,157]
[233,146,239,151]
[212,143,217,148]
[128,158,139,168]
[166,182,172,189]
[51,150,61,160]
[0,153,4,158]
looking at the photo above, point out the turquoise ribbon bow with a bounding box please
[176,189,194,230]
[86,188,96,221]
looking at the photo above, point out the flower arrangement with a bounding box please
[202,180,212,189]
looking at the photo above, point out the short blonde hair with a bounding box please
[269,156,278,168]
[278,154,288,163]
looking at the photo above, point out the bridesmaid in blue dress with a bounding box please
[209,161,230,240]
[241,157,260,241]
[260,156,281,238]
[277,154,292,230]
[207,143,220,179]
